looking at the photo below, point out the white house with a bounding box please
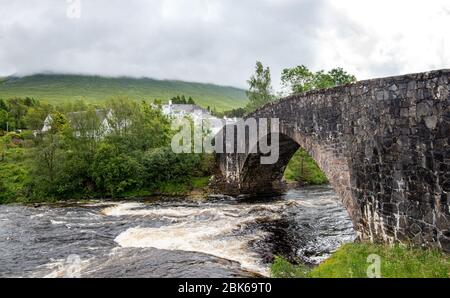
[160,101,236,135]
[41,109,115,138]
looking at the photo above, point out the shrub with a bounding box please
[91,143,144,197]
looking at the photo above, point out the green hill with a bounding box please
[0,74,248,111]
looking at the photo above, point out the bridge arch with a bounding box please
[211,70,450,251]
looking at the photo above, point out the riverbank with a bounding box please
[270,242,450,278]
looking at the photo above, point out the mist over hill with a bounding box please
[0,74,248,111]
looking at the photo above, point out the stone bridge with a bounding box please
[211,69,450,251]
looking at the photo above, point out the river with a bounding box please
[0,185,355,278]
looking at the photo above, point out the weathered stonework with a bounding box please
[211,69,450,252]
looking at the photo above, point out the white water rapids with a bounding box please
[0,186,356,278]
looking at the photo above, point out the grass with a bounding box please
[284,149,328,185]
[191,176,211,189]
[154,176,211,196]
[270,256,311,278]
[270,243,450,278]
[0,74,248,111]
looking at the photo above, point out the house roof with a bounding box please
[166,104,209,114]
[65,109,110,123]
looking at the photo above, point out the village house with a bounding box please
[41,109,115,138]
[160,100,236,135]
[41,102,236,137]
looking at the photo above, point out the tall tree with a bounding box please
[281,65,356,95]
[7,98,28,129]
[24,103,53,130]
[246,61,275,112]
[0,110,8,131]
[0,99,7,111]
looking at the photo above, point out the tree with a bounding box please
[0,110,8,131]
[171,95,195,105]
[246,61,275,112]
[281,65,356,95]
[105,98,171,152]
[223,107,247,118]
[90,143,143,198]
[32,132,64,195]
[0,136,7,162]
[7,98,28,129]
[24,104,52,130]
[0,99,7,111]
[49,112,69,134]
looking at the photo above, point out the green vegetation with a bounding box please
[270,256,311,278]
[281,65,356,94]
[245,61,275,112]
[284,149,328,185]
[0,97,52,131]
[0,97,214,204]
[271,243,450,278]
[0,74,248,111]
[170,95,196,105]
[0,141,33,204]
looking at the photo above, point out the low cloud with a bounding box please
[0,0,449,89]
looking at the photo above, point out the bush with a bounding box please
[91,143,144,197]
[142,147,207,187]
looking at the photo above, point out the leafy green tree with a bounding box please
[281,65,356,95]
[246,61,275,112]
[327,68,357,86]
[32,133,64,195]
[0,136,7,162]
[24,103,53,130]
[6,98,28,129]
[171,95,196,105]
[133,102,172,150]
[223,107,247,118]
[105,98,171,152]
[49,112,69,134]
[142,147,208,188]
[90,143,143,197]
[0,110,8,131]
[0,99,7,111]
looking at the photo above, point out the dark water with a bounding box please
[0,186,355,278]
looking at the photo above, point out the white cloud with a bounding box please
[0,0,448,90]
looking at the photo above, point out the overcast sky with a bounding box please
[0,0,449,89]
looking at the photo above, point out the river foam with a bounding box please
[104,201,288,275]
[0,186,356,278]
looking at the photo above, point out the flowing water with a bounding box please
[0,186,355,278]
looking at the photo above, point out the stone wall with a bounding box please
[211,69,450,252]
